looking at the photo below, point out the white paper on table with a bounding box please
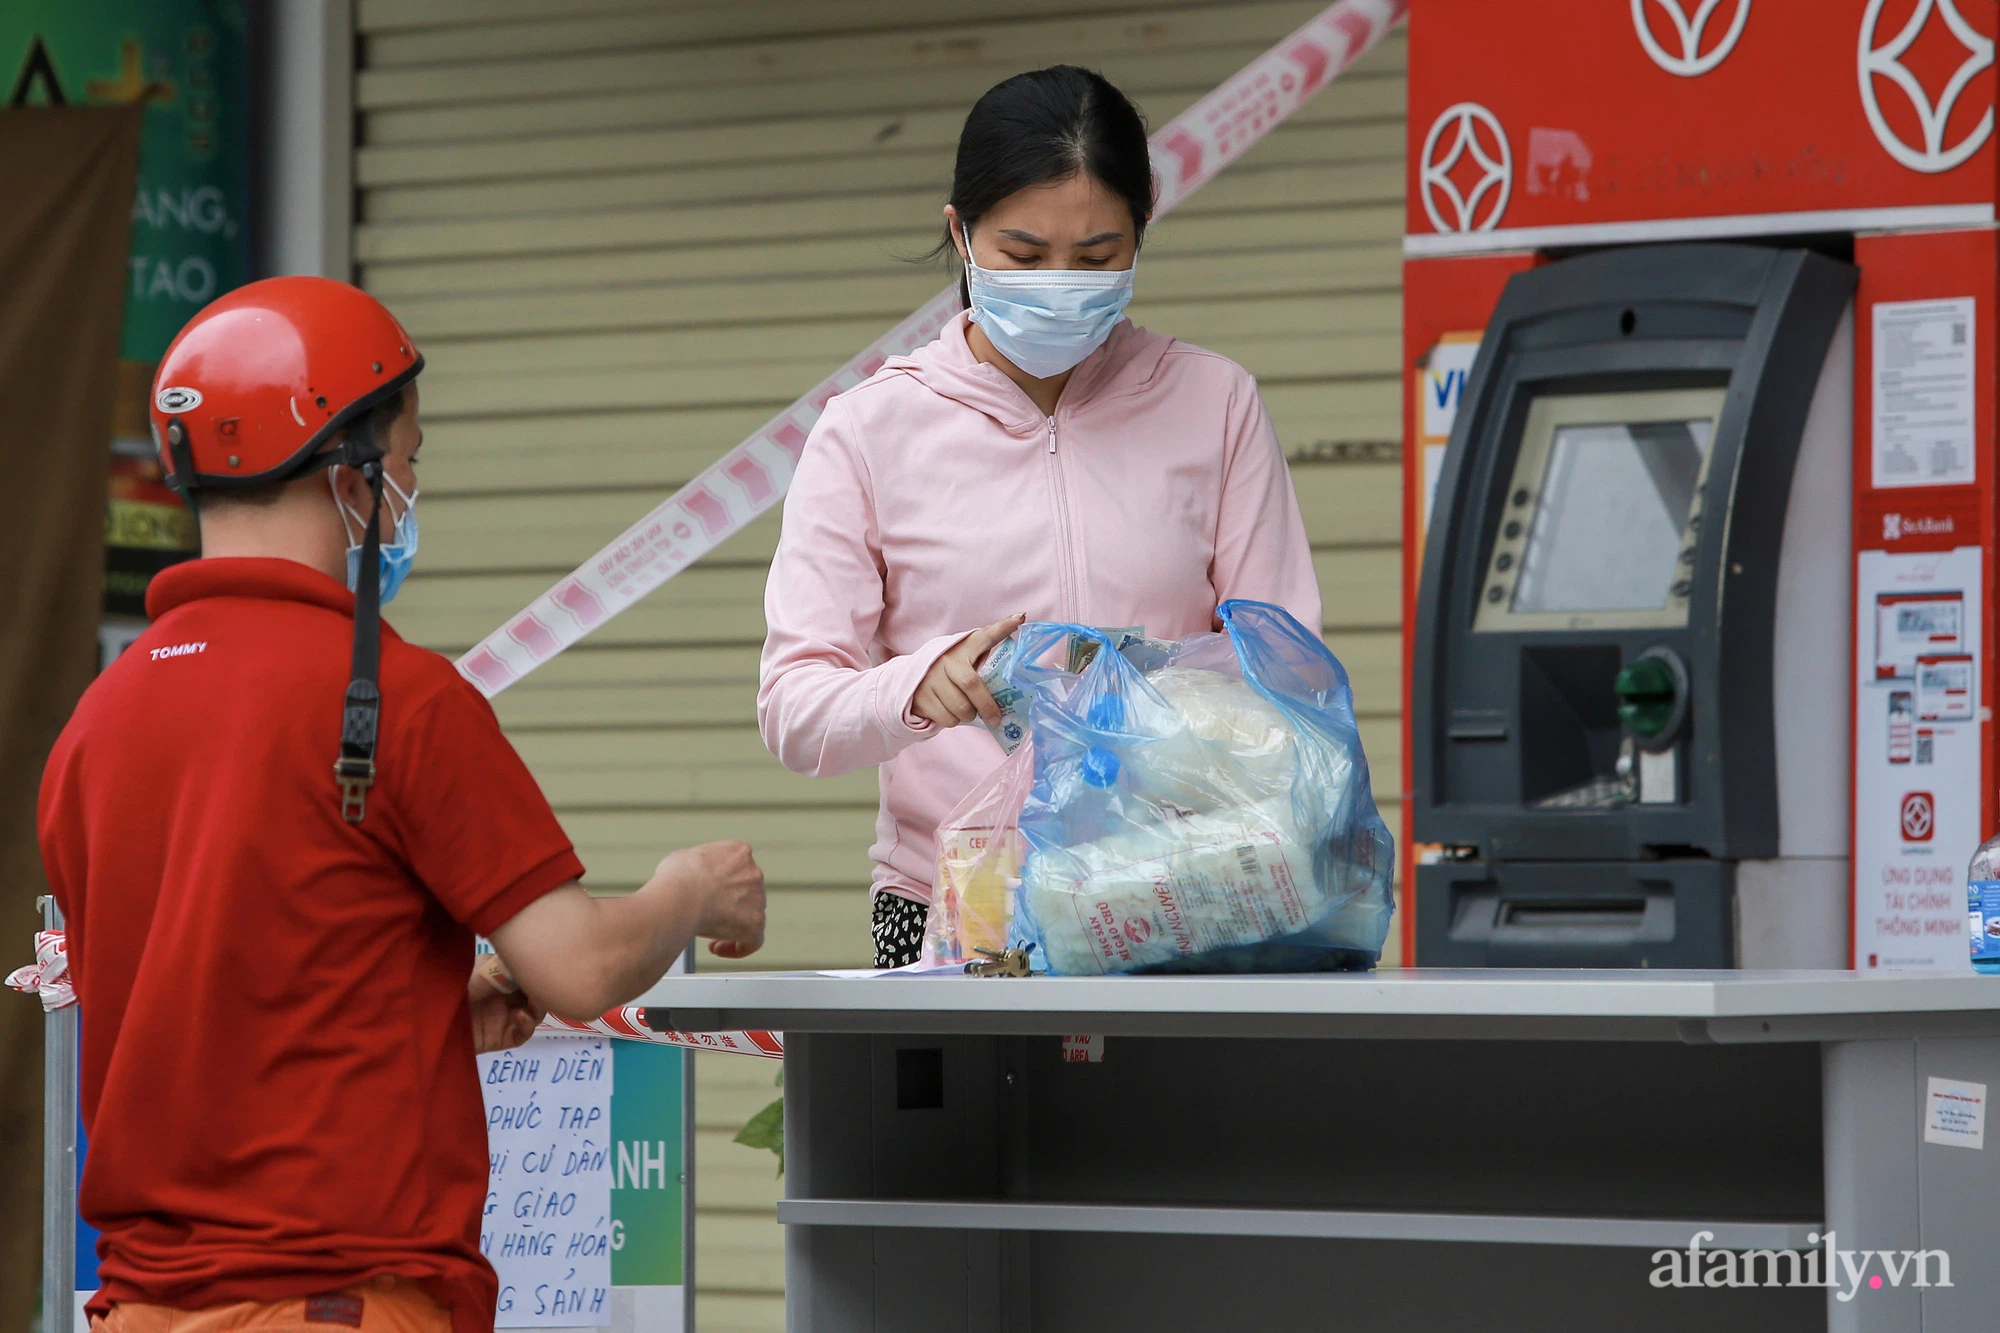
[1873,297,1977,489]
[478,1034,615,1327]
[814,963,965,978]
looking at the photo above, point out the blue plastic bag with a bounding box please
[1001,600,1394,975]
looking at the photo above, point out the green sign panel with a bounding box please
[610,1040,688,1287]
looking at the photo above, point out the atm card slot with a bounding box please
[1448,711,1509,741]
[1497,898,1646,930]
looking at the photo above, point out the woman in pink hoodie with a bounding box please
[760,66,1321,967]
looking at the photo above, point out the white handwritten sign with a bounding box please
[479,1035,614,1326]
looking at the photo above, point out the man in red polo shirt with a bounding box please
[38,277,766,1333]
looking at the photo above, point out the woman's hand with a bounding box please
[912,614,1026,729]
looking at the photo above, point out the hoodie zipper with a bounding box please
[1045,413,1080,621]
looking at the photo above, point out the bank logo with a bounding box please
[1419,103,1512,234]
[1860,0,1995,174]
[155,385,202,413]
[1633,0,1752,77]
[1902,791,1936,842]
[1883,511,1956,543]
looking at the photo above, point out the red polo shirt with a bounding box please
[39,558,585,1333]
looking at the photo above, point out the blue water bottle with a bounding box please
[1968,832,2000,974]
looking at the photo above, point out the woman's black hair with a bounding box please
[933,65,1153,305]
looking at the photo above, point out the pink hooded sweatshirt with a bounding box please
[758,311,1321,903]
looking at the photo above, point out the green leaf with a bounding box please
[733,1094,785,1177]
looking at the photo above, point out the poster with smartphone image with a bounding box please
[1853,546,1983,970]
[1888,690,1914,763]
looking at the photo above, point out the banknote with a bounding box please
[978,634,1032,753]
[1067,626,1144,674]
[980,626,1150,752]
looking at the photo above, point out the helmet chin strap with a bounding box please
[334,415,387,824]
[164,417,198,493]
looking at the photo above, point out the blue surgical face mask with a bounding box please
[960,223,1135,380]
[333,469,419,605]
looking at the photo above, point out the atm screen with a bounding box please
[1511,419,1714,613]
[1476,387,1727,633]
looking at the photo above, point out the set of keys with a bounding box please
[964,945,1035,978]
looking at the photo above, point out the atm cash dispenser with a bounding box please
[1411,243,1856,968]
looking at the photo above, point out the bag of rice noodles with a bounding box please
[1001,601,1395,975]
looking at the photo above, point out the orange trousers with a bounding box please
[90,1277,450,1333]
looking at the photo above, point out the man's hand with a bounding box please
[912,614,1026,729]
[469,959,545,1053]
[489,841,769,1021]
[655,840,767,959]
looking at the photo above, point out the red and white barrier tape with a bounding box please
[10,931,782,1057]
[540,1007,784,1059]
[5,929,73,1012]
[454,0,1408,697]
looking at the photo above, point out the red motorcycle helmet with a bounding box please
[150,277,424,825]
[150,276,422,492]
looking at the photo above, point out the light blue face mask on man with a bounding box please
[960,223,1136,380]
[333,470,420,604]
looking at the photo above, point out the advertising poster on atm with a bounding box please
[1854,545,1983,970]
[1849,223,1996,971]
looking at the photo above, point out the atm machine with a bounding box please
[1400,0,2000,970]
[1411,243,1855,966]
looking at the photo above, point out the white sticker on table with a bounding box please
[1873,297,1977,489]
[1924,1076,1987,1150]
